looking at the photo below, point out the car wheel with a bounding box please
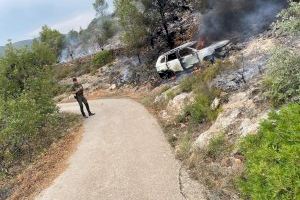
[159,72,168,79]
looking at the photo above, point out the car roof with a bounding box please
[161,41,197,57]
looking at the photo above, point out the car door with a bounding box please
[156,56,168,73]
[166,52,183,72]
[179,48,199,69]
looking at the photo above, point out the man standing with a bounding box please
[72,78,95,118]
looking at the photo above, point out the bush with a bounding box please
[179,60,232,123]
[185,93,215,123]
[238,103,300,200]
[0,42,60,176]
[92,50,114,68]
[264,47,300,106]
[274,1,300,35]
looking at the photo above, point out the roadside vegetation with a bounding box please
[238,2,300,199]
[238,103,300,200]
[142,2,300,199]
[0,39,81,198]
[178,60,236,124]
[264,47,300,106]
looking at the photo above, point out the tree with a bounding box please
[0,42,58,173]
[141,0,179,48]
[115,0,148,63]
[93,0,109,16]
[39,25,65,60]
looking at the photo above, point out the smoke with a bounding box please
[197,0,287,42]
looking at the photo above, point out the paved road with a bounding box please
[36,99,185,200]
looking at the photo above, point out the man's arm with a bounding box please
[74,84,84,94]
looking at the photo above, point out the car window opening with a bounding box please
[179,48,194,57]
[167,53,177,62]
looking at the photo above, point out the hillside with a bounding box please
[0,1,299,200]
[0,39,33,56]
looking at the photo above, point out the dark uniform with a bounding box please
[72,83,93,117]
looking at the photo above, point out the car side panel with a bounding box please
[167,59,184,72]
[181,54,199,69]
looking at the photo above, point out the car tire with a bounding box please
[159,71,175,79]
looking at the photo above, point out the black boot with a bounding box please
[89,113,95,116]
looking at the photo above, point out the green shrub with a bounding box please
[238,103,300,200]
[206,134,229,159]
[185,94,211,123]
[0,42,60,176]
[274,1,300,35]
[183,83,219,123]
[92,50,114,68]
[264,47,300,106]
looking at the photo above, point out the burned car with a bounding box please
[156,40,230,78]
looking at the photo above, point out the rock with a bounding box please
[154,93,168,105]
[239,118,259,137]
[159,110,170,121]
[109,84,117,90]
[154,85,181,105]
[166,92,194,119]
[211,98,221,110]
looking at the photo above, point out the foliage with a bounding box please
[115,0,148,63]
[184,87,219,123]
[92,50,114,68]
[238,103,300,200]
[0,112,81,198]
[31,40,57,65]
[178,61,233,123]
[101,18,117,41]
[206,134,230,159]
[274,1,300,35]
[140,0,180,48]
[0,42,60,176]
[39,25,65,59]
[176,132,193,160]
[264,47,300,106]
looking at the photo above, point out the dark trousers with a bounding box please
[76,95,92,116]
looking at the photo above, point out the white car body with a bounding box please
[155,40,230,77]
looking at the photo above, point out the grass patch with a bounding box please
[176,131,193,160]
[238,103,300,200]
[206,133,230,159]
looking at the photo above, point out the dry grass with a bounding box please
[0,114,83,200]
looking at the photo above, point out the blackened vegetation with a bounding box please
[197,0,287,42]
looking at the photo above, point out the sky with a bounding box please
[0,0,113,46]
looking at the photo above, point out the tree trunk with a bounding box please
[137,52,141,64]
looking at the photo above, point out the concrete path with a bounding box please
[36,99,186,200]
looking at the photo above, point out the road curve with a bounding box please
[36,99,185,200]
